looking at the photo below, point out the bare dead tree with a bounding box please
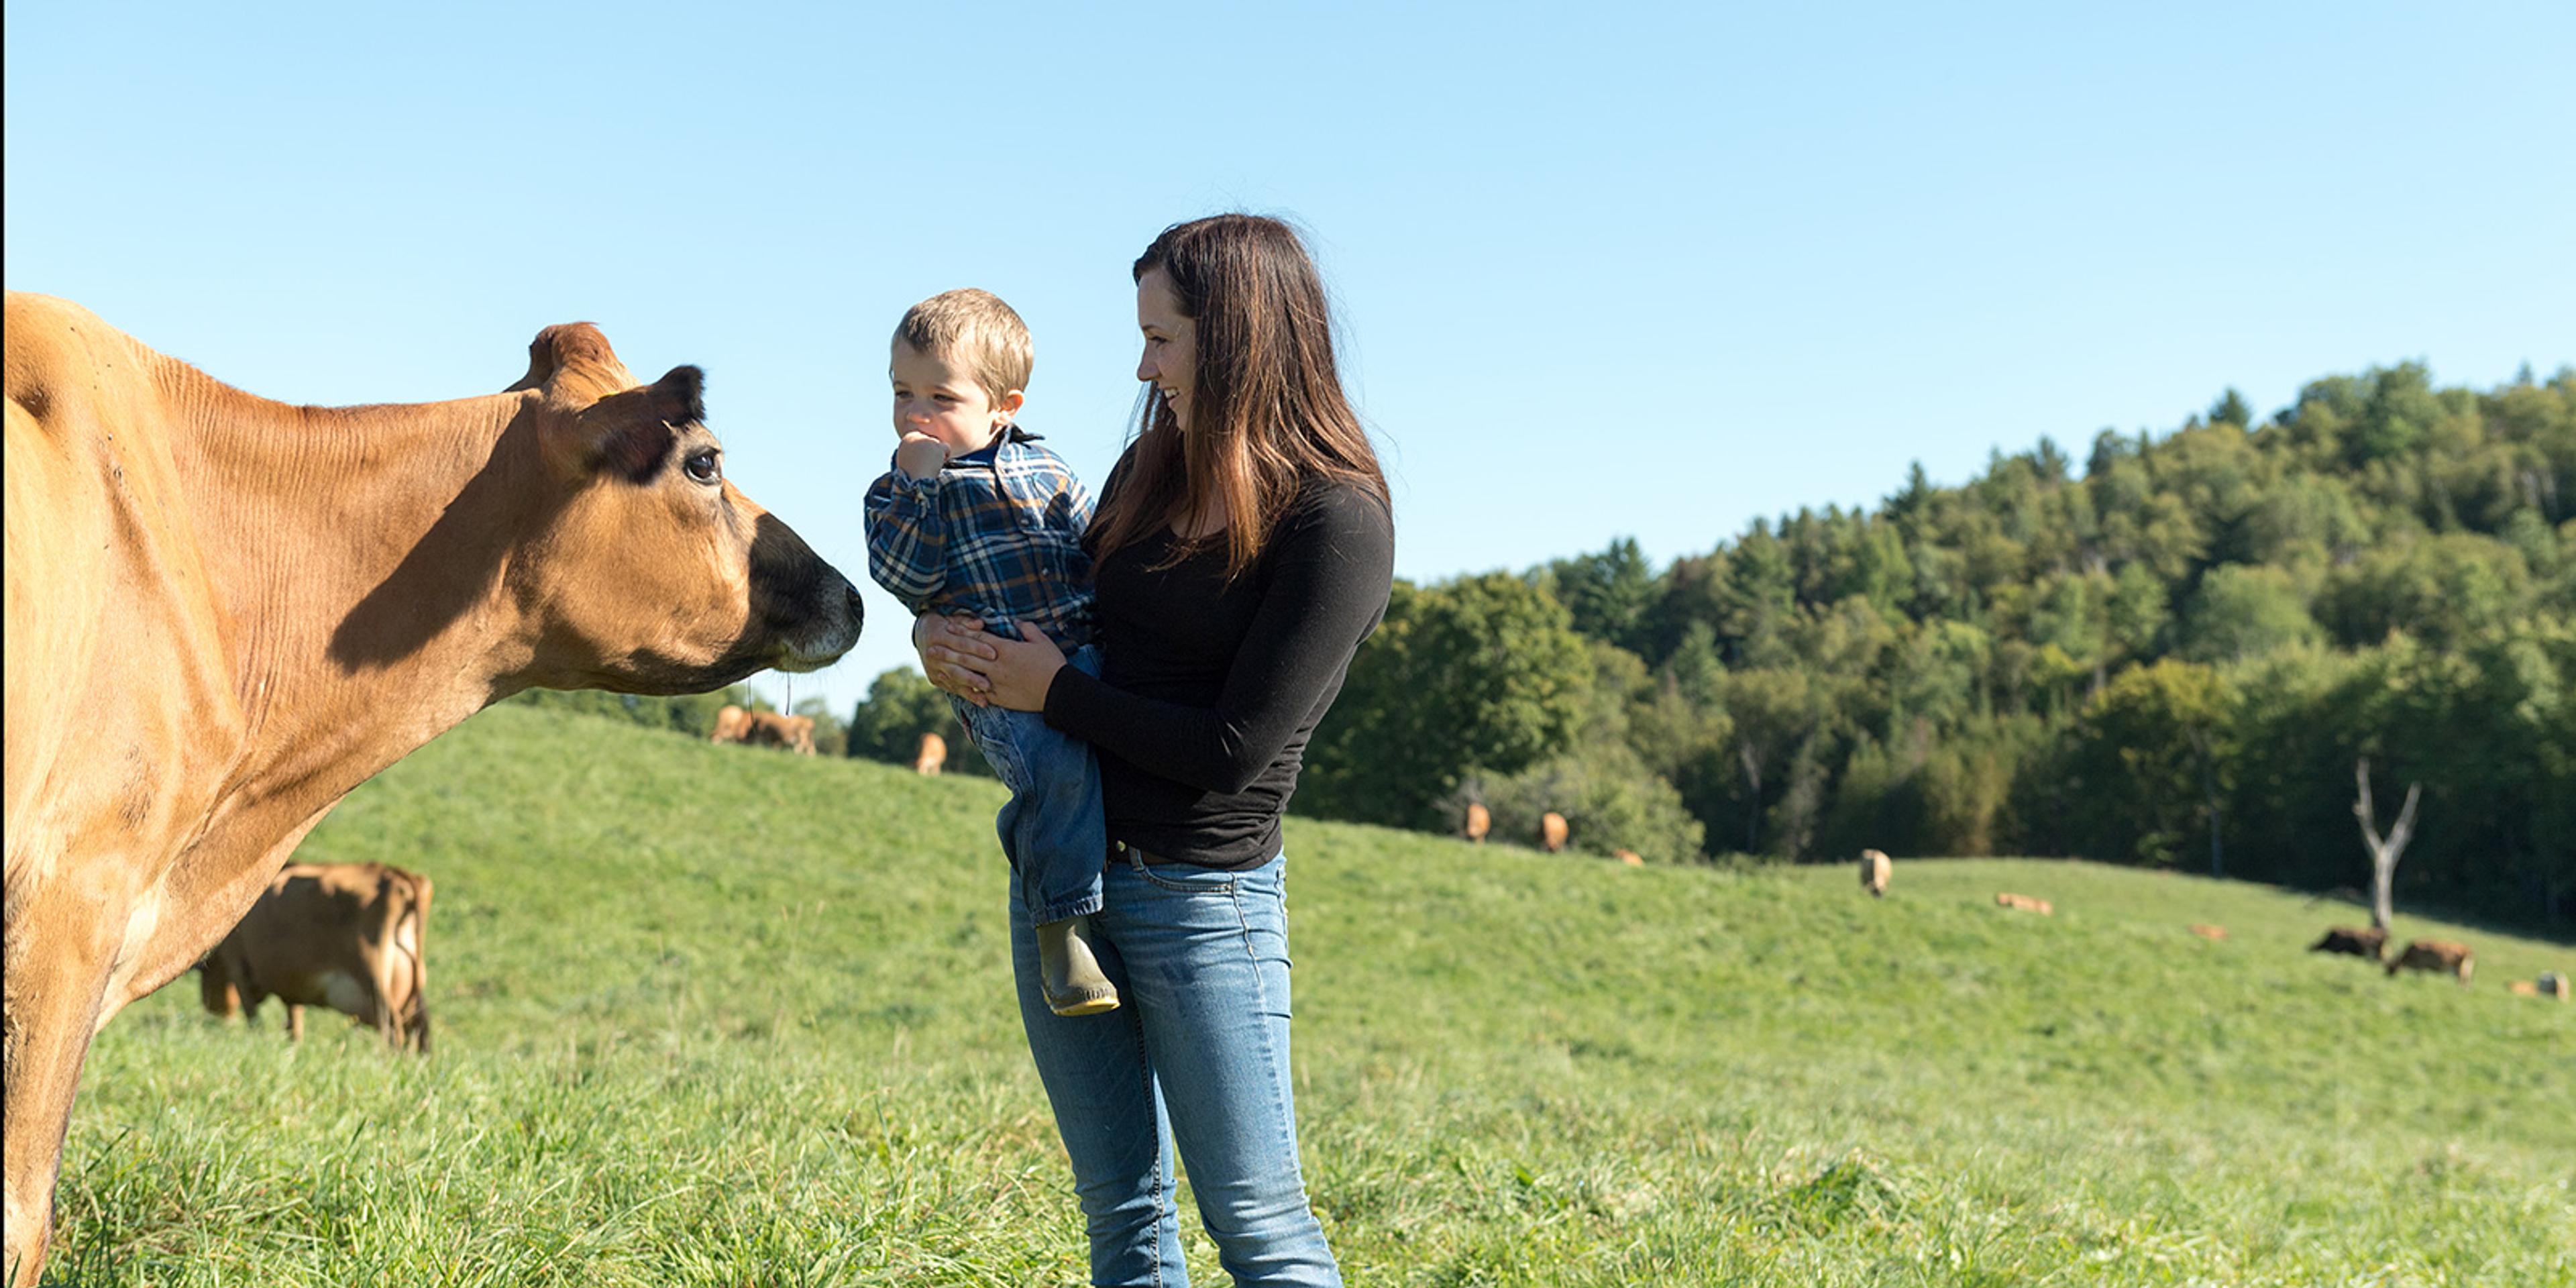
[2354,756,2421,932]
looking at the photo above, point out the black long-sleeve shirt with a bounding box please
[1042,473,1394,869]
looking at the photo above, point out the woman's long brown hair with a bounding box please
[1084,213,1389,578]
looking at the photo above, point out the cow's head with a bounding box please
[503,323,861,694]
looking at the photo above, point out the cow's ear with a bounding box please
[564,367,702,483]
[641,364,705,425]
[506,322,621,393]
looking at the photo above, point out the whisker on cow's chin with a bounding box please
[773,622,863,673]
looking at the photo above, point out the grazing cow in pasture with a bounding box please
[710,704,753,744]
[198,863,433,1051]
[2308,926,2388,961]
[2189,924,2227,941]
[743,710,817,755]
[2385,939,2475,986]
[1860,849,1891,898]
[2540,971,2570,1001]
[1613,849,1644,867]
[915,731,948,775]
[1540,812,1569,854]
[1994,892,2053,915]
[1463,802,1491,845]
[2,294,863,1283]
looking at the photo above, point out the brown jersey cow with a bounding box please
[743,710,817,755]
[1860,849,1891,898]
[3,295,862,1281]
[199,863,433,1051]
[2308,926,2387,961]
[1539,812,1569,854]
[710,704,753,744]
[2386,939,2475,986]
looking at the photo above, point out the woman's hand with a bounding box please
[971,623,1068,713]
[914,611,998,706]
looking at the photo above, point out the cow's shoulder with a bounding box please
[7,292,136,407]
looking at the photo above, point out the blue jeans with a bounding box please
[1010,850,1340,1287]
[956,645,1106,924]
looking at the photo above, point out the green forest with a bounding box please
[553,362,2576,929]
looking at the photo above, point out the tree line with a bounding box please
[645,362,2573,926]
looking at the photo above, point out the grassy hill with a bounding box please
[52,706,2575,1286]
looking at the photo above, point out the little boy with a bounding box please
[862,289,1116,1016]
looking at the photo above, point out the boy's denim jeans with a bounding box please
[1008,849,1341,1287]
[953,644,1106,925]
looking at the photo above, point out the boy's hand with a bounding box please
[895,432,950,480]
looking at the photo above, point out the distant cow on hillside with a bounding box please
[2386,938,2475,986]
[915,731,947,775]
[711,704,753,744]
[743,710,817,755]
[2308,926,2387,961]
[1539,812,1569,853]
[1860,849,1890,898]
[1994,892,2052,915]
[199,863,433,1051]
[1464,802,1491,845]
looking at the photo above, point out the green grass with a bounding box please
[48,705,2576,1286]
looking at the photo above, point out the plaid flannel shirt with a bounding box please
[862,426,1096,648]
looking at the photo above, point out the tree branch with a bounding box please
[2387,782,2422,855]
[2353,757,2383,851]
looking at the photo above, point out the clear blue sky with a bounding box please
[9,2,2571,715]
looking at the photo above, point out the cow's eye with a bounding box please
[685,449,720,484]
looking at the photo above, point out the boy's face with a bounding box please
[890,341,1021,457]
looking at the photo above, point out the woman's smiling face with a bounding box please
[1134,268,1196,431]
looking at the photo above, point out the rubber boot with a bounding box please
[1038,915,1119,1016]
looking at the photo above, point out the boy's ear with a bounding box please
[557,365,704,482]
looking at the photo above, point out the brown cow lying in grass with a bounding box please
[2309,926,2388,960]
[2385,938,2475,986]
[199,863,433,1051]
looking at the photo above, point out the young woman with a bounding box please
[914,213,1391,1286]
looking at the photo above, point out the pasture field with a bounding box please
[49,706,2575,1286]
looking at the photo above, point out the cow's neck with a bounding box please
[166,372,547,818]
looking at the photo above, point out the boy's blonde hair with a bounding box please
[892,288,1032,405]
